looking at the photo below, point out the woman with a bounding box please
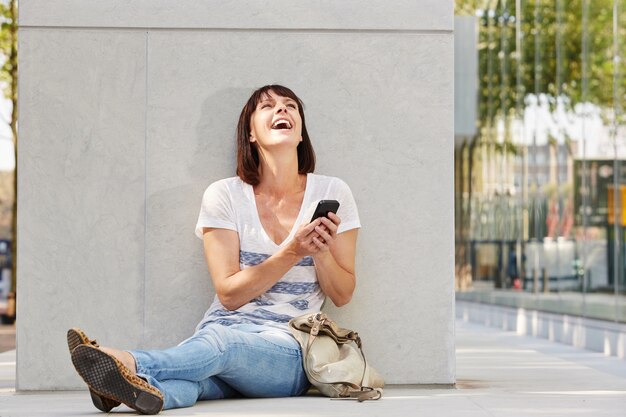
[68,85,360,414]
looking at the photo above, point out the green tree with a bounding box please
[456,0,625,129]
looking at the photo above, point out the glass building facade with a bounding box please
[454,0,625,323]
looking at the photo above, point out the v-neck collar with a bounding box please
[246,173,312,248]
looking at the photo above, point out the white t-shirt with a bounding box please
[194,173,360,332]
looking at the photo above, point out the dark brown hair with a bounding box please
[236,85,316,185]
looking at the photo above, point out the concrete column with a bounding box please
[18,0,454,389]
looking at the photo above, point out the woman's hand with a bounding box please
[289,213,341,257]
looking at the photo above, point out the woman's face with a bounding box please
[249,90,303,150]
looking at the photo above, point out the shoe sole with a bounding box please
[71,344,163,415]
[67,328,121,412]
[67,328,88,352]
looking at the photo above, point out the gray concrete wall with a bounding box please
[17,0,455,390]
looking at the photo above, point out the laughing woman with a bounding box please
[68,85,361,414]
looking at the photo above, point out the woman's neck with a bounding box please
[255,156,305,198]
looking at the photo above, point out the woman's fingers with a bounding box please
[314,224,333,243]
[326,212,341,225]
[313,216,338,252]
[312,235,329,251]
[322,214,340,233]
[317,214,340,239]
[293,223,322,253]
[295,220,320,242]
[303,218,322,234]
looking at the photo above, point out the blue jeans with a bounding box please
[129,324,310,410]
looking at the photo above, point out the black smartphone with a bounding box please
[310,200,340,222]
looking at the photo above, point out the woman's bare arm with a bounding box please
[310,214,358,307]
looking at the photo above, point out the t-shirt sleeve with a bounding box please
[334,178,361,234]
[195,180,238,239]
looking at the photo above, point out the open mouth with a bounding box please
[271,119,292,130]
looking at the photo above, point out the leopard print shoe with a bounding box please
[71,344,164,415]
[67,328,121,412]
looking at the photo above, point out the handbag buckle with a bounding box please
[311,322,321,336]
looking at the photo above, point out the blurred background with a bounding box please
[454,0,625,323]
[0,0,16,333]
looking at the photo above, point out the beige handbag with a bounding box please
[288,312,384,401]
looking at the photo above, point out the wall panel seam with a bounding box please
[19,26,453,34]
[142,30,149,347]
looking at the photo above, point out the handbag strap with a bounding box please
[308,313,360,345]
[333,387,383,402]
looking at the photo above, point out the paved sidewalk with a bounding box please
[0,320,625,416]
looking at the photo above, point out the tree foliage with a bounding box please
[0,0,16,117]
[456,0,625,129]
